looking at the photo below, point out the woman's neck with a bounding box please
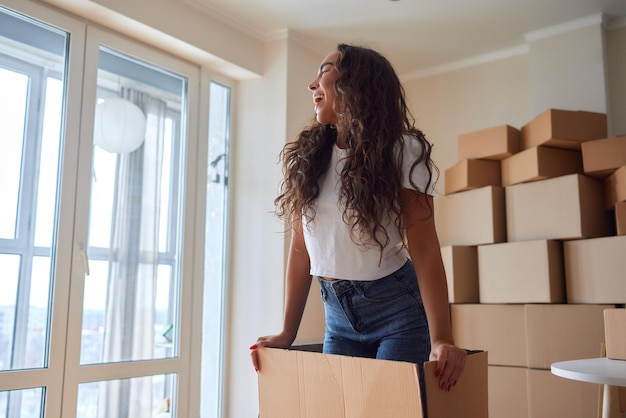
[334,128,349,149]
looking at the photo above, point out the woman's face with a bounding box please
[308,51,340,125]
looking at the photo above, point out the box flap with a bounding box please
[258,348,423,417]
[425,351,489,418]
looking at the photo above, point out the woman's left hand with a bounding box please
[430,341,467,391]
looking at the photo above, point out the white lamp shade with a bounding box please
[93,98,147,154]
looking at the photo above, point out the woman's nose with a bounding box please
[308,77,318,91]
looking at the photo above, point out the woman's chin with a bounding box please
[316,114,338,126]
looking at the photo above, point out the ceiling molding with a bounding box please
[267,29,328,56]
[401,44,529,81]
[265,28,289,42]
[524,13,605,42]
[179,0,266,41]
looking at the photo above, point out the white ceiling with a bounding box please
[183,0,626,77]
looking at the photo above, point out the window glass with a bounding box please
[34,76,63,247]
[0,67,27,240]
[76,374,176,418]
[80,47,187,364]
[0,254,20,371]
[201,81,231,418]
[0,388,45,418]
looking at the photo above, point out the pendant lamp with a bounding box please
[93,98,147,154]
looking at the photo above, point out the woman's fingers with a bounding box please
[249,340,267,372]
[443,350,466,391]
[250,347,260,372]
[432,344,467,391]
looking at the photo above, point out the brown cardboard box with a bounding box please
[604,308,626,360]
[581,135,626,178]
[527,369,599,418]
[501,146,583,187]
[604,165,626,209]
[478,240,564,303]
[452,304,611,369]
[564,235,626,303]
[525,304,611,369]
[257,347,488,418]
[452,304,527,367]
[440,246,479,303]
[444,159,501,194]
[617,200,626,236]
[505,174,612,242]
[521,109,608,150]
[458,124,520,161]
[436,186,506,246]
[488,366,528,418]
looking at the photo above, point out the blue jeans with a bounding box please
[318,259,431,413]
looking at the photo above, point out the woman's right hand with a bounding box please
[249,332,295,372]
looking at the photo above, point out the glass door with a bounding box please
[75,45,187,416]
[64,26,201,417]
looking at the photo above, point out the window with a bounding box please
[0,2,231,417]
[0,8,68,417]
[201,81,231,417]
[0,8,65,374]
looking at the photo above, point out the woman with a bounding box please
[251,43,466,404]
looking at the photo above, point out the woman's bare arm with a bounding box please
[400,188,466,390]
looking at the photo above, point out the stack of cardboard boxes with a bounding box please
[437,108,626,418]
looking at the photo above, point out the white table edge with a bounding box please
[551,357,626,387]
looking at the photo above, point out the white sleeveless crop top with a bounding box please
[302,135,435,281]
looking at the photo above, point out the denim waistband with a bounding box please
[318,258,412,297]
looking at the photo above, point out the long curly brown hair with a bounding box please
[275,43,438,256]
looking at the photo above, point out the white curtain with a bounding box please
[98,88,167,418]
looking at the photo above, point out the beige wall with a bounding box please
[607,25,626,136]
[225,39,289,418]
[528,23,608,117]
[403,53,532,192]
